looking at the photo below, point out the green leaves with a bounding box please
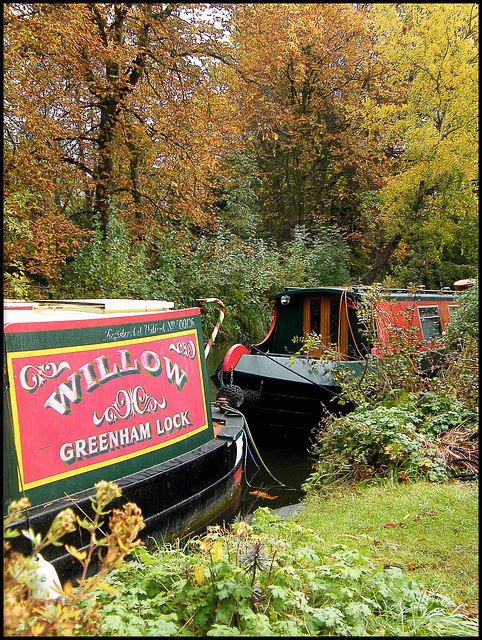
[267,583,290,600]
[308,402,456,486]
[311,605,345,630]
[72,504,477,636]
[292,545,320,563]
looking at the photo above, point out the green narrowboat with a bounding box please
[212,285,460,443]
[4,299,244,581]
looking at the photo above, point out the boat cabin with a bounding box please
[253,286,458,360]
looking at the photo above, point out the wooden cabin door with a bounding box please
[303,295,348,359]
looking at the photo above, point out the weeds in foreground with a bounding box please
[79,507,477,636]
[4,489,478,636]
[3,481,145,636]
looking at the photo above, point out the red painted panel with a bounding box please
[373,299,457,354]
[6,328,209,490]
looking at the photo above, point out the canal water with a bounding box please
[206,344,314,519]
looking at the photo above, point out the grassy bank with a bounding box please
[5,477,478,636]
[297,478,479,616]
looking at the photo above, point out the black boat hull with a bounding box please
[212,354,357,444]
[7,420,244,583]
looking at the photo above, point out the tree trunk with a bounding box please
[90,4,151,235]
[94,98,118,233]
[359,234,402,284]
[360,180,429,284]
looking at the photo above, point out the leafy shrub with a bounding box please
[174,228,281,343]
[81,506,477,636]
[306,402,458,487]
[34,210,352,347]
[446,276,478,340]
[4,190,91,298]
[281,223,351,288]
[3,260,35,300]
[59,214,166,300]
[175,224,352,344]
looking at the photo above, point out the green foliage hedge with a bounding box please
[80,507,477,636]
[306,396,477,488]
[54,214,352,345]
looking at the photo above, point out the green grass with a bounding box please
[297,478,479,616]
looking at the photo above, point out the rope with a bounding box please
[195,298,225,359]
[213,400,301,492]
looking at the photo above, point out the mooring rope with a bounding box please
[213,399,301,492]
[195,298,225,359]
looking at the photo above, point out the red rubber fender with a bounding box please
[222,344,249,372]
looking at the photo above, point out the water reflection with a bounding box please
[238,445,312,518]
[206,343,314,518]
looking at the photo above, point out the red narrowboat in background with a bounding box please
[212,285,461,444]
[4,299,244,581]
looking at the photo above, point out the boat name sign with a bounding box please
[6,326,210,491]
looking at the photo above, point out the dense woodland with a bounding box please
[4,3,478,342]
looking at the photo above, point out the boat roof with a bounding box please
[274,286,456,301]
[3,298,176,325]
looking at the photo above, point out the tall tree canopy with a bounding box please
[230,3,396,244]
[361,3,478,283]
[4,3,240,273]
[3,3,478,298]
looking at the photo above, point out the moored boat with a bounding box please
[4,299,244,581]
[212,285,459,443]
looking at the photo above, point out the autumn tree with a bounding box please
[228,3,396,246]
[4,3,241,291]
[360,3,479,285]
[4,3,477,298]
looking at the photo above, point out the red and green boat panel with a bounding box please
[214,287,458,442]
[4,305,215,508]
[255,287,456,357]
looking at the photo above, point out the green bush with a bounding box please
[169,228,280,343]
[170,224,352,345]
[81,507,477,636]
[445,276,479,342]
[281,223,351,288]
[307,401,458,487]
[59,214,165,300]
[35,211,353,347]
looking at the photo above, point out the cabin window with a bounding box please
[310,299,321,334]
[448,305,459,322]
[303,295,348,358]
[418,306,442,340]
